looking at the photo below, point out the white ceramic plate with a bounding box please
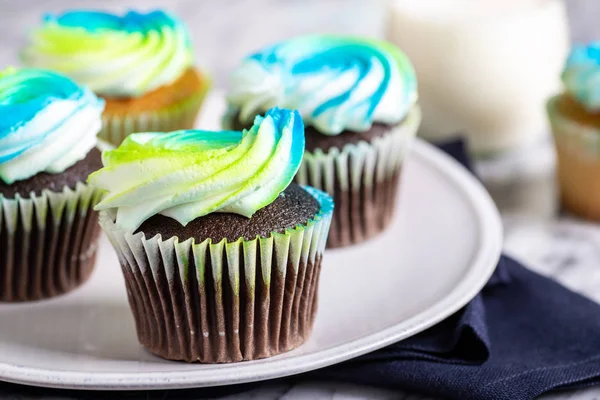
[0,94,503,390]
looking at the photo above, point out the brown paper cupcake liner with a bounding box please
[0,182,103,302]
[99,186,334,363]
[295,105,421,248]
[99,88,209,147]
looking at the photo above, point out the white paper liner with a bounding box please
[295,105,421,248]
[0,182,102,301]
[100,89,207,147]
[99,186,334,362]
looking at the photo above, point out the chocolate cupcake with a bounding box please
[22,10,210,147]
[0,68,105,301]
[91,108,333,362]
[224,35,420,248]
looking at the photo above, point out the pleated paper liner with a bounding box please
[547,95,600,220]
[99,87,209,147]
[99,186,334,363]
[0,182,103,302]
[295,105,421,248]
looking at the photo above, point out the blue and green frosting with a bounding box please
[22,9,194,98]
[0,67,103,184]
[225,35,417,135]
[90,108,306,231]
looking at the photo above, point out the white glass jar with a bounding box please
[386,0,569,155]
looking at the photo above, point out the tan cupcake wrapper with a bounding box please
[0,182,102,302]
[99,88,208,147]
[295,105,421,248]
[547,95,600,160]
[99,186,334,363]
[547,95,600,221]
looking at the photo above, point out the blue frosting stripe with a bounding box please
[226,35,417,135]
[0,68,104,183]
[45,10,183,35]
[563,41,600,110]
[294,45,391,120]
[0,68,102,163]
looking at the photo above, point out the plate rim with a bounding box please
[0,139,503,391]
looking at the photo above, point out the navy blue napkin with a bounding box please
[305,139,600,400]
[2,140,600,400]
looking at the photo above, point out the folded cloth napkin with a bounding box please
[305,139,600,400]
[2,140,600,400]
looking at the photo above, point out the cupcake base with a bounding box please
[556,144,600,220]
[548,95,600,221]
[100,68,210,147]
[0,192,100,302]
[121,247,322,362]
[0,149,103,302]
[100,186,333,362]
[326,167,402,248]
[295,106,421,248]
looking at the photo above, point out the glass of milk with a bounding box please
[386,0,569,156]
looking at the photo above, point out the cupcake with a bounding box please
[548,42,600,220]
[0,67,105,301]
[90,108,334,362]
[224,35,420,248]
[22,10,210,147]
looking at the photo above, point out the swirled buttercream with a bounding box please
[90,107,305,230]
[0,68,104,184]
[22,10,193,98]
[562,42,600,111]
[225,35,417,135]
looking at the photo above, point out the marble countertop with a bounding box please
[2,0,600,399]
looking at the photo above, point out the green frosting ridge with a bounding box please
[90,107,305,231]
[22,10,194,97]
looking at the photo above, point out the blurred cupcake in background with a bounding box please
[548,42,600,220]
[91,108,333,362]
[22,10,210,146]
[0,68,105,301]
[224,35,420,248]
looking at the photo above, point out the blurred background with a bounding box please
[0,0,597,218]
[1,0,384,87]
[0,0,597,86]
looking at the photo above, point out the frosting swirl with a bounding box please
[562,42,600,111]
[225,35,417,135]
[0,68,104,184]
[90,107,305,230]
[22,10,194,98]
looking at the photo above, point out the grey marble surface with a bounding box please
[2,0,600,399]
